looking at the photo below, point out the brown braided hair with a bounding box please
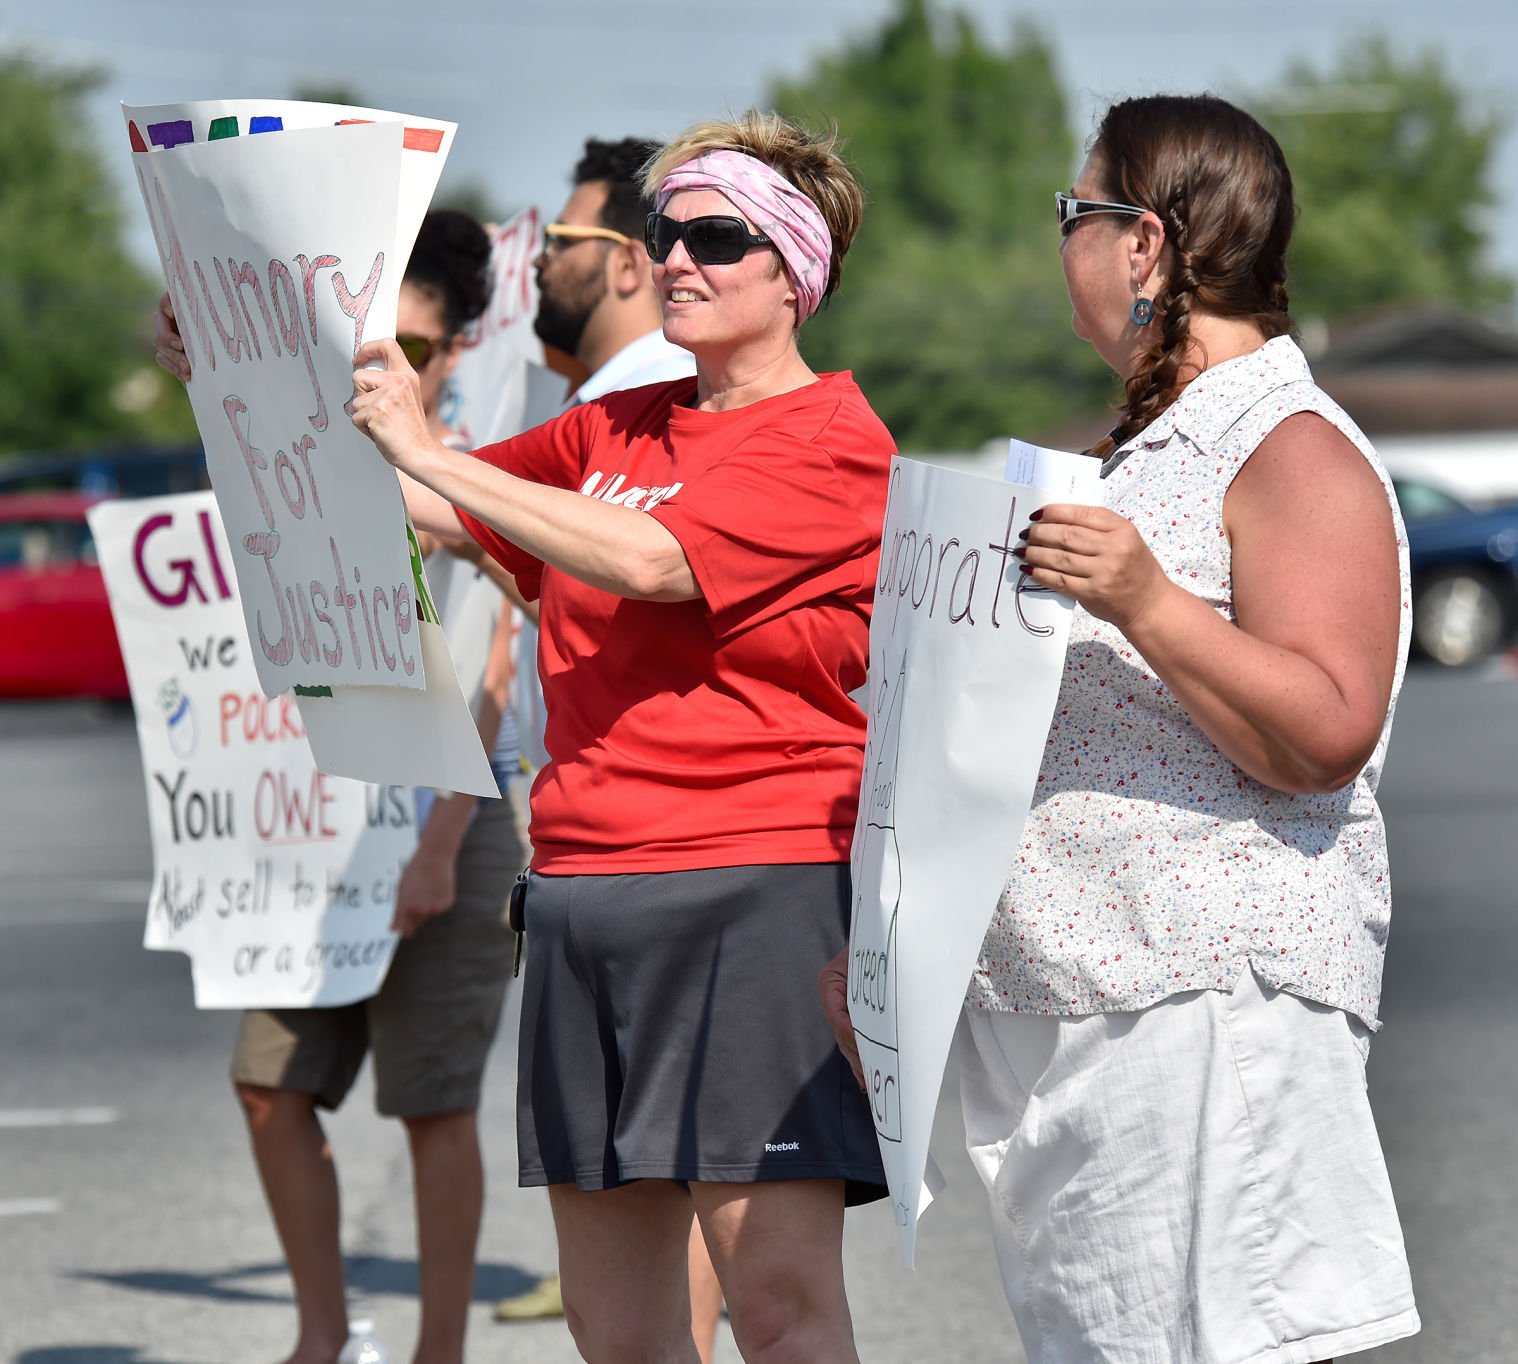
[1087,95,1295,459]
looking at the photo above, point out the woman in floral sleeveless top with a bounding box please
[863,94,1417,1364]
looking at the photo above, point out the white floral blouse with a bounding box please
[967,336,1412,1027]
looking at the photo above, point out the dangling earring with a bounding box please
[1129,283,1155,327]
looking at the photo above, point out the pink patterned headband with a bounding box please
[656,149,833,323]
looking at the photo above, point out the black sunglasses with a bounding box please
[644,212,774,265]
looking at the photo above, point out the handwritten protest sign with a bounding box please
[89,493,418,1008]
[125,99,499,797]
[294,200,567,792]
[849,450,1100,1267]
[447,206,568,450]
[443,205,569,770]
[125,100,454,697]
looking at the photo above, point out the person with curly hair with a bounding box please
[228,209,526,1364]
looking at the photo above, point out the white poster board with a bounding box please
[849,448,1100,1267]
[125,99,454,696]
[297,617,495,788]
[89,493,418,1009]
[432,204,559,720]
[427,552,502,714]
[447,206,559,449]
[447,209,569,771]
[125,98,498,798]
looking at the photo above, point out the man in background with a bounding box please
[532,136,694,402]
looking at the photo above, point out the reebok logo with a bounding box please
[764,1141,801,1153]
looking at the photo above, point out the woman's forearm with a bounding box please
[401,441,700,602]
[350,341,695,600]
[398,466,471,541]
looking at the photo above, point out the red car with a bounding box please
[0,491,130,700]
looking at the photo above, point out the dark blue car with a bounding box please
[1396,478,1518,666]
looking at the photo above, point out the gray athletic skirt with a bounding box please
[516,862,887,1205]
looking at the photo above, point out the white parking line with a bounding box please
[2,879,149,903]
[0,1107,119,1129]
[0,1198,61,1217]
[0,882,149,928]
[73,880,152,902]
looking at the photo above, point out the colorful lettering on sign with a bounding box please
[402,127,443,153]
[148,120,194,150]
[132,111,439,154]
[334,118,442,152]
[133,509,235,608]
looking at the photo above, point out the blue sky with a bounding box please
[4,0,1517,307]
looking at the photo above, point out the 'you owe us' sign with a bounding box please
[89,493,417,1009]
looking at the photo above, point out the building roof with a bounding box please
[1027,304,1518,447]
[1312,304,1518,434]
[1313,303,1518,372]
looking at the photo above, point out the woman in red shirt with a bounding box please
[351,112,893,1364]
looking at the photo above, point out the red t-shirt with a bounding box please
[456,371,895,873]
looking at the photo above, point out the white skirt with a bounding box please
[955,967,1419,1364]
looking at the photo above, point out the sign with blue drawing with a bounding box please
[89,493,418,1009]
[849,447,1100,1267]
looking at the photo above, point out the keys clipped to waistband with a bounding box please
[509,871,528,978]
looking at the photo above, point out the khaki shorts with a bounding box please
[232,790,527,1118]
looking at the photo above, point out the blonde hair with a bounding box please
[642,110,864,303]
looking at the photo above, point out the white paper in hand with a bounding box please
[1005,438,1104,500]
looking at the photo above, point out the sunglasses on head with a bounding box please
[396,334,443,369]
[1054,191,1147,236]
[644,212,774,266]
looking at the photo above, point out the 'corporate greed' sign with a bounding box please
[849,451,1098,1267]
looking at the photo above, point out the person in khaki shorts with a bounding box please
[224,210,527,1364]
[231,794,522,1364]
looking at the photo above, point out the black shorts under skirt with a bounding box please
[516,862,888,1206]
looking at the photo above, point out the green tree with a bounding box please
[0,54,195,458]
[1255,39,1514,320]
[772,0,1110,451]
